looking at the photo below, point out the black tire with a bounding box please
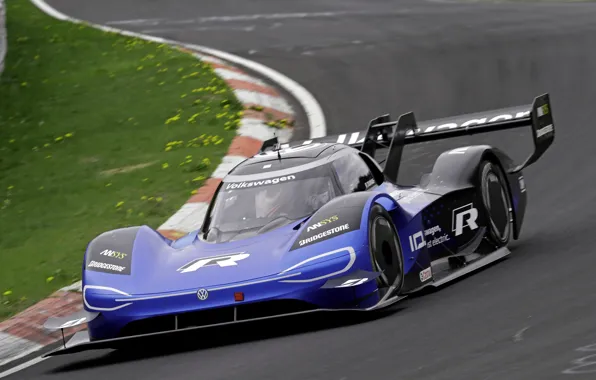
[368,204,404,293]
[477,160,513,248]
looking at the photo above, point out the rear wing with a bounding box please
[260,93,555,183]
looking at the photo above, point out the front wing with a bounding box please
[43,293,406,357]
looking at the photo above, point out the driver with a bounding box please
[255,185,284,218]
[306,179,332,211]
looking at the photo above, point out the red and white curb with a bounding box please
[0,0,326,368]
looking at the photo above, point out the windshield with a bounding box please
[204,165,338,243]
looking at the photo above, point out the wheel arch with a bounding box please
[425,145,527,240]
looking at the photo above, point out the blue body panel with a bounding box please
[83,188,438,340]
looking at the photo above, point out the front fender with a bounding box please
[289,191,400,251]
[83,226,143,276]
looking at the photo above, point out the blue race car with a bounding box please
[44,94,554,356]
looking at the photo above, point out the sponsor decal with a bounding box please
[426,233,450,248]
[365,179,376,188]
[307,215,339,232]
[404,111,530,135]
[424,225,441,237]
[452,203,479,236]
[298,223,350,247]
[278,111,532,149]
[536,124,553,138]
[291,207,362,251]
[178,252,250,273]
[419,267,432,283]
[423,225,451,248]
[88,260,126,273]
[196,289,209,301]
[409,231,426,252]
[225,175,296,190]
[537,104,550,117]
[519,175,526,193]
[336,111,530,143]
[99,249,127,260]
[337,278,368,288]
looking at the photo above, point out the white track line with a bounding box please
[0,333,43,367]
[0,356,48,379]
[30,0,327,138]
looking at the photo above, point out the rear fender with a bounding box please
[426,145,527,239]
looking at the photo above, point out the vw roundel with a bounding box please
[196,289,208,301]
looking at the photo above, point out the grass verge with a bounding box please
[0,0,243,320]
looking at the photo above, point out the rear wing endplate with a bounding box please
[260,93,555,181]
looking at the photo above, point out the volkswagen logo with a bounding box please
[196,288,209,301]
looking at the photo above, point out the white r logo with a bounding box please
[452,203,479,236]
[178,253,250,273]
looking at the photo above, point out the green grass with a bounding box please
[0,0,243,320]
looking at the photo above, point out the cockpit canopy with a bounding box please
[201,145,382,243]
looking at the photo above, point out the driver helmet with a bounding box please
[255,186,282,218]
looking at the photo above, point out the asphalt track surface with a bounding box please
[11,0,596,378]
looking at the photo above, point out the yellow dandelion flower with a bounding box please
[115,201,125,208]
[162,163,169,169]
[165,114,181,124]
[2,290,12,296]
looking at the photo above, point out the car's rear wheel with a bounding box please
[477,159,513,249]
[368,204,404,294]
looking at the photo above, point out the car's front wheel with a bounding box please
[368,204,404,295]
